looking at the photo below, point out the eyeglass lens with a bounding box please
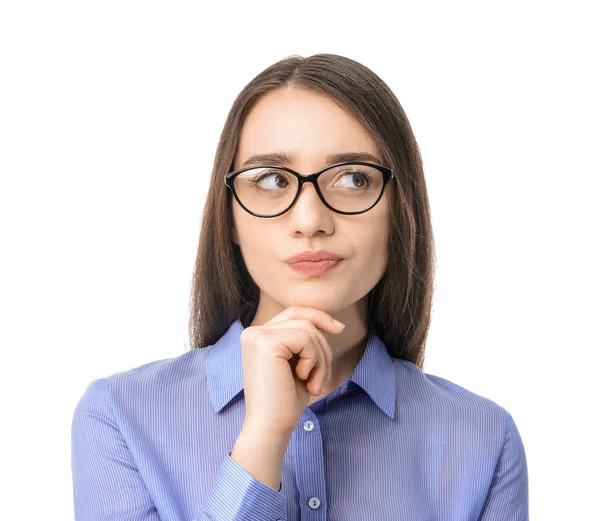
[233,163,384,216]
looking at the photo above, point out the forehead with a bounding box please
[234,88,379,170]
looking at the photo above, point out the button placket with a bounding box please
[294,411,327,517]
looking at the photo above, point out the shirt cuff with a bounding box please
[199,451,287,521]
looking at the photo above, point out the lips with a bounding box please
[288,259,342,275]
[285,249,343,264]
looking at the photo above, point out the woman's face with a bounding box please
[231,87,390,322]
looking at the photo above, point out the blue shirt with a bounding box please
[71,318,529,520]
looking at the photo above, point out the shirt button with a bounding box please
[308,497,321,509]
[303,420,314,432]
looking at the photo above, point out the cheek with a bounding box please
[231,205,256,248]
[233,218,279,267]
[356,217,389,271]
[360,230,388,265]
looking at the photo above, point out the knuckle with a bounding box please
[253,331,270,347]
[308,331,320,347]
[301,329,313,343]
[299,318,314,330]
[241,327,262,347]
[309,333,326,359]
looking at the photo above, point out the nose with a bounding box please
[291,179,327,212]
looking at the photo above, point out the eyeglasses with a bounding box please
[224,161,394,218]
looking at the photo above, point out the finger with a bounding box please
[293,322,332,386]
[263,319,333,385]
[289,329,322,381]
[302,330,328,395]
[267,329,322,396]
[313,330,334,383]
[261,317,335,387]
[285,319,333,384]
[265,306,345,335]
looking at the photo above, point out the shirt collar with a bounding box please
[206,319,396,419]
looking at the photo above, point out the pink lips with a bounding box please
[287,259,342,275]
[284,249,343,264]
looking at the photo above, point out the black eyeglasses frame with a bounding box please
[224,161,394,218]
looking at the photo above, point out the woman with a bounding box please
[71,53,529,520]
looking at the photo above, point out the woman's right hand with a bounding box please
[239,305,346,438]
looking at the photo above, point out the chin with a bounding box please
[282,293,343,312]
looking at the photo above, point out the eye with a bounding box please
[249,171,291,190]
[335,170,376,188]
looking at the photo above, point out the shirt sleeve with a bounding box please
[478,409,529,521]
[71,378,162,521]
[72,378,287,521]
[196,452,287,521]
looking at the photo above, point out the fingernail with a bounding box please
[333,319,345,328]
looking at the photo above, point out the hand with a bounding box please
[239,305,346,437]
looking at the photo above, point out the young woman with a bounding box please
[71,54,529,520]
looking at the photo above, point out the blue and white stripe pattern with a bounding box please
[71,318,529,520]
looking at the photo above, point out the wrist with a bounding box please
[231,423,292,492]
[238,421,292,452]
[241,419,295,443]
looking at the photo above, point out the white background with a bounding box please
[1,1,598,519]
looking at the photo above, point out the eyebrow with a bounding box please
[240,151,382,168]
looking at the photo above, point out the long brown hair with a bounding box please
[187,53,435,369]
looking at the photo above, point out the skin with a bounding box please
[231,87,390,405]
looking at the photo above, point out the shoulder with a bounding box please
[392,358,508,412]
[391,359,513,441]
[107,347,211,392]
[76,347,213,421]
[119,346,210,382]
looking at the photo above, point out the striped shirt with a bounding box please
[71,317,529,520]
